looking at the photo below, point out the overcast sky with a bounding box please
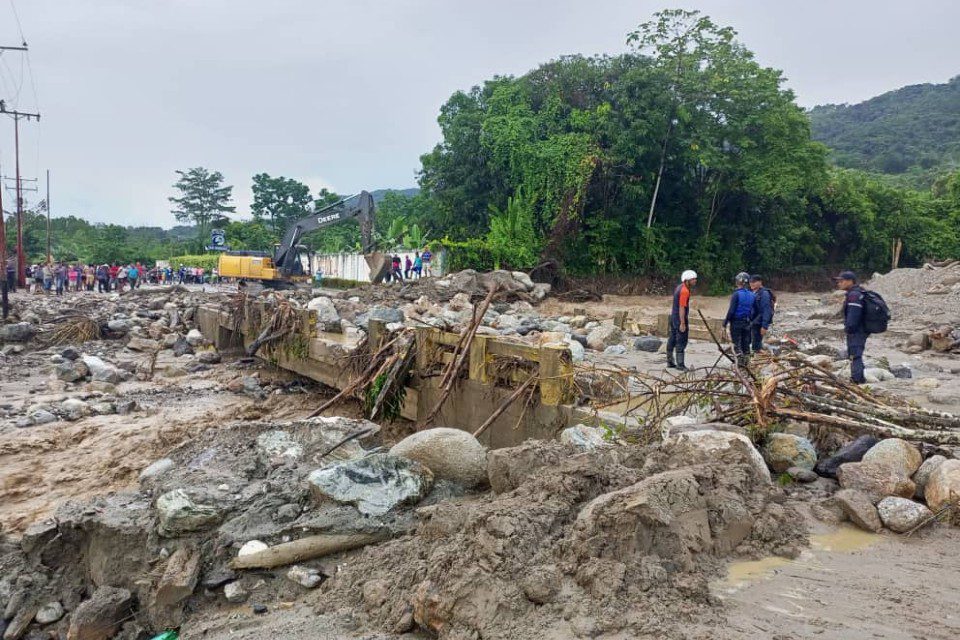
[0,0,957,228]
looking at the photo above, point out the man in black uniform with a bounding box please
[835,270,867,384]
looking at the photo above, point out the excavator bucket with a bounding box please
[364,252,391,284]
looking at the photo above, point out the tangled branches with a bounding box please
[43,316,101,346]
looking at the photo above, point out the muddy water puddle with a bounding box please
[721,525,880,591]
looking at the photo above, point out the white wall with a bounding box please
[312,250,445,282]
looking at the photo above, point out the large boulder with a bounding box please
[307,453,433,516]
[81,355,130,385]
[0,322,36,342]
[571,465,758,569]
[586,325,623,351]
[307,296,340,329]
[67,586,134,640]
[815,435,879,479]
[185,329,205,346]
[761,433,817,473]
[913,455,947,500]
[155,489,224,537]
[559,425,609,451]
[356,306,405,329]
[126,336,161,352]
[633,336,663,353]
[389,428,487,489]
[56,360,89,382]
[877,497,932,533]
[861,438,922,477]
[668,430,771,484]
[924,459,960,512]
[833,489,882,532]
[149,546,201,628]
[836,462,916,503]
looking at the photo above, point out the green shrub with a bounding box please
[166,254,221,271]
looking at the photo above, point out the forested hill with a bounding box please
[809,76,960,184]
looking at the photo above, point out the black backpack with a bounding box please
[861,289,890,334]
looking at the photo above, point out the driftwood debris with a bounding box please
[420,285,499,428]
[229,532,390,570]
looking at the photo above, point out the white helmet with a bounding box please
[681,269,698,283]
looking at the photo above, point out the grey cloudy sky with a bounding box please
[0,0,957,227]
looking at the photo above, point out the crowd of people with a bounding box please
[24,262,213,294]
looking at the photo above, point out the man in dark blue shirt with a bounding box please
[749,274,775,353]
[835,270,867,384]
[723,272,755,366]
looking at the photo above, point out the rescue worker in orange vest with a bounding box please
[667,269,697,371]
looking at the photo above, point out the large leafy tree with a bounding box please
[168,167,236,242]
[251,173,314,236]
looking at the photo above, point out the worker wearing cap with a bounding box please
[835,270,867,384]
[723,272,755,366]
[667,269,697,371]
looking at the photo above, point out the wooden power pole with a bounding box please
[0,102,40,286]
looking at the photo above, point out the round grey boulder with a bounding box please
[877,496,932,533]
[389,427,488,489]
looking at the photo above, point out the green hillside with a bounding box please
[809,76,960,185]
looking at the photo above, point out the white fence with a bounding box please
[311,250,446,282]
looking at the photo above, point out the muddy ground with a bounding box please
[0,268,957,640]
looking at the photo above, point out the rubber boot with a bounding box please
[675,352,688,372]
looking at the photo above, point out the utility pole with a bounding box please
[0,100,41,287]
[0,170,7,318]
[46,169,50,264]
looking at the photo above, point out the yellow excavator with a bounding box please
[217,191,390,286]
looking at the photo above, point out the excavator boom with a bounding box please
[219,190,390,285]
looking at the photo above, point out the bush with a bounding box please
[167,254,221,271]
[438,238,496,272]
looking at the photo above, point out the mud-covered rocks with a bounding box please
[815,435,879,479]
[172,335,194,357]
[585,325,623,351]
[149,546,201,627]
[67,586,134,640]
[256,430,304,462]
[877,497,932,533]
[861,438,922,477]
[633,335,663,352]
[224,581,248,603]
[81,355,129,384]
[762,433,817,473]
[924,459,960,512]
[35,601,64,625]
[913,455,947,499]
[197,349,221,364]
[559,425,609,451]
[834,489,882,532]
[571,465,763,571]
[669,430,771,484]
[287,565,323,589]
[389,428,487,489]
[837,462,916,503]
[139,458,175,482]
[0,322,36,342]
[56,359,89,382]
[185,328,205,346]
[155,489,224,536]
[126,336,161,352]
[307,296,340,327]
[307,453,433,516]
[356,306,405,329]
[61,398,91,421]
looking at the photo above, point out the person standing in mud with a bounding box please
[421,246,433,277]
[749,274,775,353]
[835,270,867,384]
[722,272,755,367]
[666,269,697,371]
